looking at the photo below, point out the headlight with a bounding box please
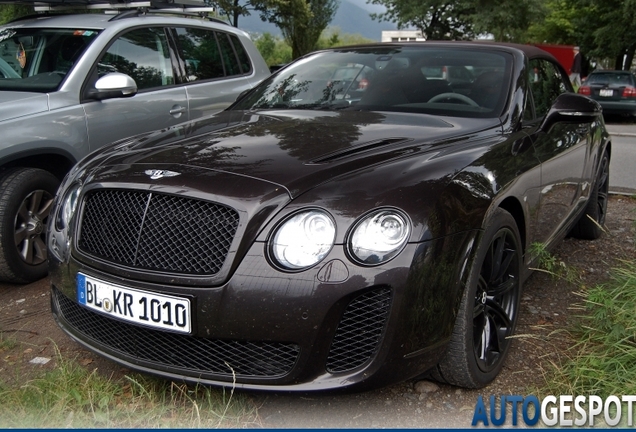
[55,183,82,230]
[348,209,410,265]
[270,210,336,270]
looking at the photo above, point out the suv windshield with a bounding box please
[231,46,512,118]
[0,27,100,92]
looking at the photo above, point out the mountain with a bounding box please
[236,0,394,42]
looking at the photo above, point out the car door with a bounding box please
[82,26,188,151]
[525,58,593,246]
[173,27,255,120]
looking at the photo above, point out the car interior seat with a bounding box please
[471,71,504,109]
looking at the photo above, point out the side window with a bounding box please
[229,34,252,75]
[217,32,241,76]
[528,59,568,118]
[175,27,224,82]
[98,27,174,90]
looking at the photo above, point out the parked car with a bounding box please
[578,70,636,117]
[0,2,269,283]
[49,42,610,391]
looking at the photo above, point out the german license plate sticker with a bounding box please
[76,273,191,334]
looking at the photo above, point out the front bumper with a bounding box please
[50,231,477,391]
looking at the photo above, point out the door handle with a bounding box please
[169,105,186,116]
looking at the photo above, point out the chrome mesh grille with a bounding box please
[78,190,239,275]
[54,287,299,378]
[326,287,392,373]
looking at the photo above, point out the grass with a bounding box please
[538,259,636,398]
[528,241,581,284]
[0,348,259,428]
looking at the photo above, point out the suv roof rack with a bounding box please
[0,0,217,13]
[0,0,226,22]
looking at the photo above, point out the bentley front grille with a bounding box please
[78,189,239,275]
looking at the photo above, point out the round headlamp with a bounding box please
[270,210,336,270]
[348,209,410,265]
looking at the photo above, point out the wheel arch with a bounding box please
[0,149,77,181]
[497,196,526,255]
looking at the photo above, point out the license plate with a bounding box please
[599,89,613,97]
[76,273,191,333]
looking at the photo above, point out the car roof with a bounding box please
[1,11,234,31]
[319,41,558,62]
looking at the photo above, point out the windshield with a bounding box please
[0,27,100,92]
[232,46,513,118]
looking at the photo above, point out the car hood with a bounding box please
[93,109,502,198]
[0,92,49,122]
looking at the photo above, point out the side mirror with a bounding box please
[541,92,602,132]
[87,73,138,101]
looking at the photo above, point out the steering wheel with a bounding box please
[428,92,479,107]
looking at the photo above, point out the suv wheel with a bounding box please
[0,168,59,284]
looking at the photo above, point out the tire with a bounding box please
[0,168,60,284]
[432,208,522,388]
[569,150,609,240]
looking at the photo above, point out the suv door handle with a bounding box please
[169,105,186,117]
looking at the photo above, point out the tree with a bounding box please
[529,0,636,70]
[0,4,32,25]
[368,0,476,40]
[368,0,542,42]
[211,0,252,27]
[252,0,339,59]
[471,0,545,42]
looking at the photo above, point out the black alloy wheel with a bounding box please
[432,208,522,388]
[472,227,520,373]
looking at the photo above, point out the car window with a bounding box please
[229,34,252,75]
[528,59,568,118]
[231,47,512,118]
[216,32,241,76]
[98,27,174,90]
[175,27,225,81]
[587,73,635,86]
[0,27,99,92]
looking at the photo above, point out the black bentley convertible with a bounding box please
[48,42,610,390]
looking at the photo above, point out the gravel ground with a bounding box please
[1,195,634,428]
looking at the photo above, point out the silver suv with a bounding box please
[0,4,270,283]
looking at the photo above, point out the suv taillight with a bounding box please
[622,86,636,98]
[578,86,592,96]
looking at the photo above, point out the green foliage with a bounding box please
[541,261,636,397]
[528,0,636,70]
[252,0,339,59]
[368,0,476,40]
[0,5,32,25]
[471,0,545,42]
[254,33,292,66]
[255,28,373,66]
[316,27,374,49]
[211,0,252,27]
[0,350,256,428]
[529,242,580,284]
[368,0,543,41]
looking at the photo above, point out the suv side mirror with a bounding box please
[541,93,602,132]
[87,72,138,101]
